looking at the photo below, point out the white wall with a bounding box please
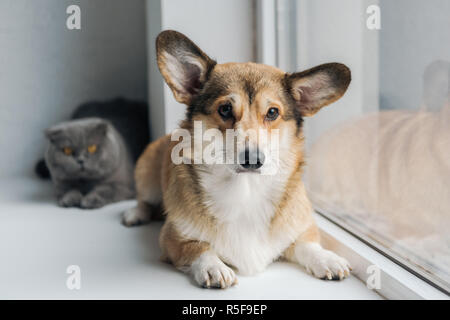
[147,0,255,139]
[0,0,147,178]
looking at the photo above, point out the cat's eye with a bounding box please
[87,144,97,154]
[218,103,233,120]
[63,147,73,156]
[265,107,279,121]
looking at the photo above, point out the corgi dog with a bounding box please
[123,30,352,288]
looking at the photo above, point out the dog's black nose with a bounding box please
[239,148,265,170]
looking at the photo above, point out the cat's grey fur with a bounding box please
[41,97,149,209]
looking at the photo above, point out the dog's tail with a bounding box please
[35,159,50,179]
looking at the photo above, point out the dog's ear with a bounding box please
[285,63,351,117]
[156,30,216,105]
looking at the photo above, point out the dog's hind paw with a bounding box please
[122,206,152,227]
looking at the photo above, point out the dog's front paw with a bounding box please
[191,253,237,289]
[80,193,106,209]
[58,190,83,207]
[298,243,351,280]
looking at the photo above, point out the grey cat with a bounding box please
[38,98,149,209]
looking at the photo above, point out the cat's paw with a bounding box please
[122,206,152,227]
[297,243,351,280]
[190,252,238,289]
[58,190,83,207]
[80,193,106,209]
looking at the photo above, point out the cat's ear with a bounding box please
[285,63,351,117]
[44,127,63,143]
[156,30,216,105]
[91,122,108,138]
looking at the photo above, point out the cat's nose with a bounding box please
[76,158,85,166]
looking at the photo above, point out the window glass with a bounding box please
[285,0,450,291]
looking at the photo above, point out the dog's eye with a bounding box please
[218,103,233,120]
[265,107,279,121]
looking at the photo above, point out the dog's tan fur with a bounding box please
[123,30,352,288]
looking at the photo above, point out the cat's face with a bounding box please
[44,118,121,180]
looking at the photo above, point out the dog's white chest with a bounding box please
[197,170,291,275]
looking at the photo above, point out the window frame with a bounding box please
[316,211,448,299]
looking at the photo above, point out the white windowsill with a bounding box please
[0,177,380,300]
